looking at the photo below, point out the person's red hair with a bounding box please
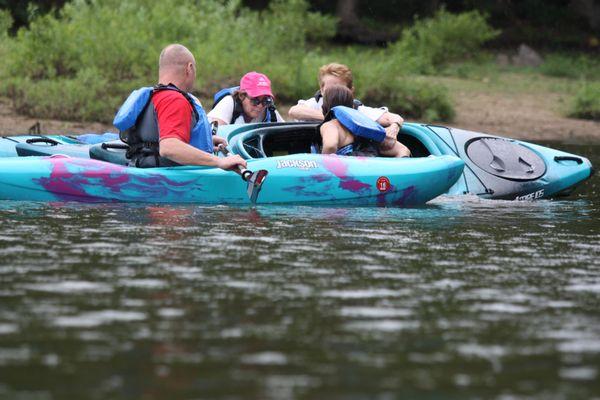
[318,63,354,90]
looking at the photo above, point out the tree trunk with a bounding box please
[336,0,360,26]
[570,0,600,31]
[334,0,399,45]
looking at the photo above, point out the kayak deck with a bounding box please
[0,154,464,206]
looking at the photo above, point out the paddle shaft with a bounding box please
[217,143,252,180]
[215,142,268,204]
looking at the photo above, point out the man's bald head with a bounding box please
[158,44,196,92]
[159,44,195,73]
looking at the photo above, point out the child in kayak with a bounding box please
[320,85,407,158]
[208,71,285,126]
[290,63,410,157]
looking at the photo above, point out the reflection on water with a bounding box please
[0,143,598,399]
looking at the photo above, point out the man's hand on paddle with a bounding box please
[217,155,247,171]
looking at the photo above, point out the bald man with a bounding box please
[116,44,246,170]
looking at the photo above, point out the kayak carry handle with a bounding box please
[554,156,583,164]
[26,137,60,146]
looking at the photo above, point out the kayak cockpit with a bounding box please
[230,122,434,159]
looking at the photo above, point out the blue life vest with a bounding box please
[114,84,213,167]
[331,106,386,143]
[113,86,154,132]
[212,86,278,124]
[213,86,240,108]
[186,93,213,153]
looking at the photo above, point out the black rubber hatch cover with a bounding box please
[466,138,546,181]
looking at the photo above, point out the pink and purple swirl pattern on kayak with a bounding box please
[34,157,199,202]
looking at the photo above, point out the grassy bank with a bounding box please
[1,65,598,141]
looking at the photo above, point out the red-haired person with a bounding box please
[289,63,410,157]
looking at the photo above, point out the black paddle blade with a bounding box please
[246,169,268,204]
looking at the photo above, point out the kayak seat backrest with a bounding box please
[258,125,321,157]
[234,123,320,159]
[262,126,321,157]
[89,141,129,166]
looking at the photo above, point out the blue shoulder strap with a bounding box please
[113,87,153,131]
[213,86,240,108]
[331,106,386,143]
[336,143,355,156]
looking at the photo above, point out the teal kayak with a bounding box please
[219,122,594,200]
[3,121,592,200]
[0,133,119,158]
[0,135,82,157]
[0,153,464,205]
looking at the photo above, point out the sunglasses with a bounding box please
[247,96,273,107]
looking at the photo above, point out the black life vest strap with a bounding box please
[126,141,158,159]
[314,90,322,102]
[231,97,244,124]
[267,105,277,122]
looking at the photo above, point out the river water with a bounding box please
[0,143,598,400]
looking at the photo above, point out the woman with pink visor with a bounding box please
[208,71,285,126]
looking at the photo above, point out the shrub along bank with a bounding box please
[569,83,600,121]
[0,1,498,123]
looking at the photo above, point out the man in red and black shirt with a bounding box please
[153,44,246,170]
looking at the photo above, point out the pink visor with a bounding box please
[239,71,274,98]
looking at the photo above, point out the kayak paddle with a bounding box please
[218,144,268,204]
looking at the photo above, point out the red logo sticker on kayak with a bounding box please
[376,176,391,192]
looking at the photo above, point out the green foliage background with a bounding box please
[0,0,500,123]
